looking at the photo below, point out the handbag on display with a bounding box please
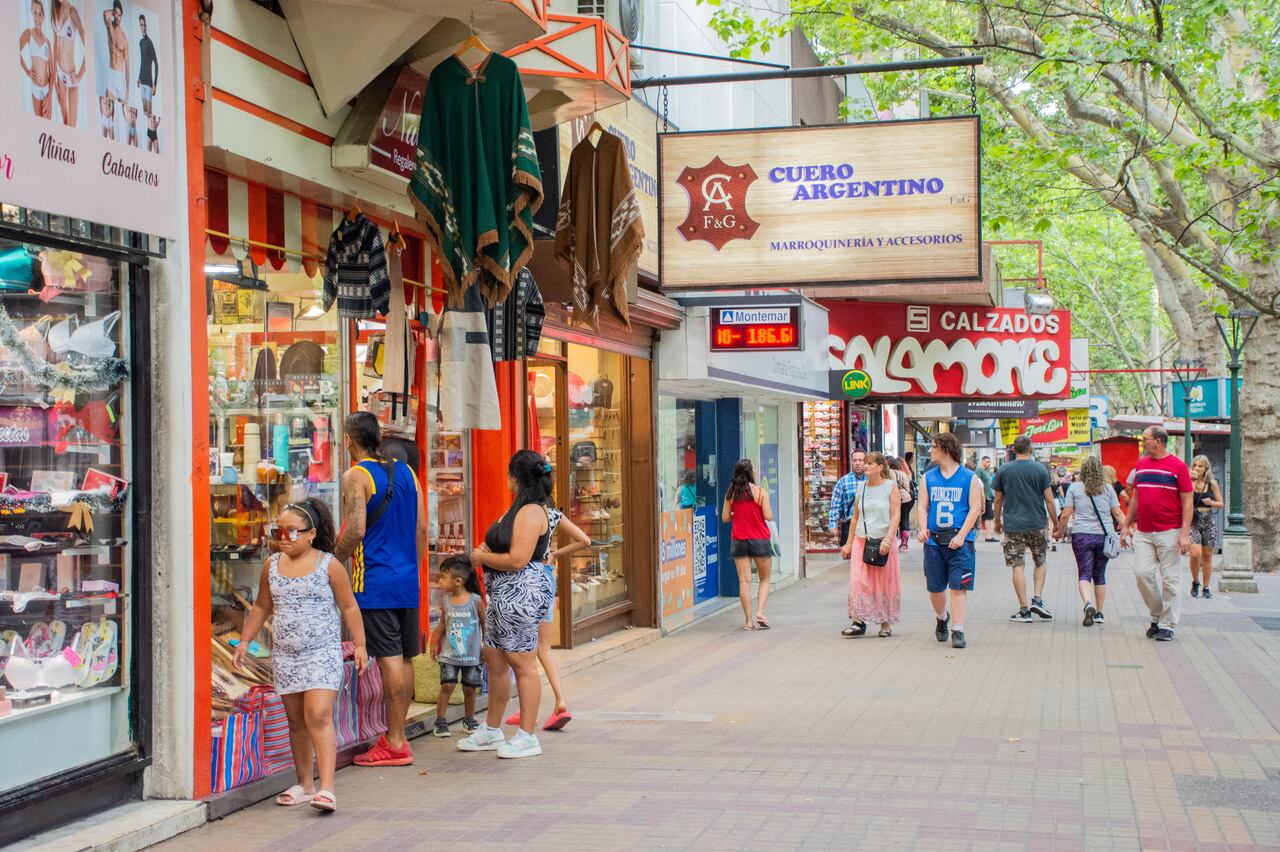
[210,711,265,793]
[859,486,890,567]
[1088,490,1123,559]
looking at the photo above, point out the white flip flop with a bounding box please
[311,790,336,813]
[275,785,315,806]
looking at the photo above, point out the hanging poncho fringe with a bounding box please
[0,303,129,392]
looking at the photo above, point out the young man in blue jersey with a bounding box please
[335,412,428,766]
[916,432,985,649]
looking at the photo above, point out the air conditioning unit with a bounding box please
[554,0,643,67]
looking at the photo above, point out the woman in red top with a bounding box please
[722,459,774,631]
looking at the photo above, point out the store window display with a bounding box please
[803,401,842,549]
[565,345,625,620]
[0,238,135,791]
[205,255,342,720]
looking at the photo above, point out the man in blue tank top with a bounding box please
[916,432,984,649]
[334,412,427,767]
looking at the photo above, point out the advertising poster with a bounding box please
[999,408,1091,445]
[1,0,177,235]
[693,506,719,603]
[660,509,695,629]
[824,302,1072,400]
[660,117,980,289]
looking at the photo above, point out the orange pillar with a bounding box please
[471,362,522,543]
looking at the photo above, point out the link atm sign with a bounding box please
[822,302,1072,400]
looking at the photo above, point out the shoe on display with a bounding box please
[1190,581,1200,598]
[497,731,542,759]
[935,613,950,642]
[1146,622,1160,639]
[1010,608,1033,623]
[457,725,506,752]
[433,718,451,738]
[1029,598,1054,620]
[951,630,966,649]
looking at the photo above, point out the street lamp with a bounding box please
[1212,308,1259,594]
[1172,358,1204,467]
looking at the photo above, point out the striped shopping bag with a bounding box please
[356,660,387,740]
[233,686,292,775]
[210,711,265,792]
[333,661,360,749]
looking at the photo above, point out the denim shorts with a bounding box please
[731,538,772,558]
[923,541,976,593]
[541,563,556,623]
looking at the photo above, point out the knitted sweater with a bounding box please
[323,213,390,319]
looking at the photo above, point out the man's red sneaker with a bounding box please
[352,735,413,767]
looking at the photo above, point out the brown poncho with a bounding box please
[553,131,644,329]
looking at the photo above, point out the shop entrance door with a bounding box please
[528,359,570,648]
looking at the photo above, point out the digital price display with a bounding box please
[709,306,802,352]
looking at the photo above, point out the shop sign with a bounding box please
[1089,395,1110,429]
[999,409,1091,445]
[840,369,872,400]
[562,100,662,276]
[0,0,179,237]
[660,509,695,628]
[693,506,719,603]
[823,302,1072,400]
[1167,377,1237,420]
[952,399,1039,418]
[708,305,802,352]
[367,66,427,181]
[659,117,980,289]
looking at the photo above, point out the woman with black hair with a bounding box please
[463,450,558,759]
[234,498,366,813]
[722,459,774,630]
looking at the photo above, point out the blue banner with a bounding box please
[693,506,720,603]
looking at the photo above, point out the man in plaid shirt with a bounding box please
[828,450,867,547]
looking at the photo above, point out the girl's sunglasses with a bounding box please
[268,524,313,542]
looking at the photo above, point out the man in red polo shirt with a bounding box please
[1122,426,1192,641]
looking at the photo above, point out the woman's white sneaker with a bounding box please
[497,731,542,759]
[456,725,505,752]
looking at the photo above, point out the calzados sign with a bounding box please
[822,302,1072,399]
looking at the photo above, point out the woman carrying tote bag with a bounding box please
[840,452,902,638]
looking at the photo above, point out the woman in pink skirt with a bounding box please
[840,451,902,638]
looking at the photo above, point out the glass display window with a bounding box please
[565,344,625,621]
[0,238,135,792]
[803,400,842,550]
[205,257,341,717]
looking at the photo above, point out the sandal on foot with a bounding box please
[543,710,573,731]
[742,624,756,631]
[878,628,893,638]
[755,616,771,630]
[841,622,867,638]
[310,790,336,813]
[276,785,315,806]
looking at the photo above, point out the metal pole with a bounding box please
[1183,386,1192,467]
[629,43,790,70]
[1225,356,1247,535]
[632,55,983,90]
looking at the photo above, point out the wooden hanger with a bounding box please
[345,201,362,223]
[586,121,606,143]
[454,33,491,63]
[388,215,404,254]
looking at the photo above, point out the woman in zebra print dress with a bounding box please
[462,450,558,759]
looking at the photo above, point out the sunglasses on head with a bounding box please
[268,524,313,542]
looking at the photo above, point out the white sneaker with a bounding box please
[496,731,542,759]
[456,725,505,752]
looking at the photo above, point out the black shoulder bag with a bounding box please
[366,459,397,527]
[860,484,891,567]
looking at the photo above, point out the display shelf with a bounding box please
[0,685,122,727]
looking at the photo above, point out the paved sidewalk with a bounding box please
[164,541,1280,851]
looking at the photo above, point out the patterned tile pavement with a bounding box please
[162,542,1280,851]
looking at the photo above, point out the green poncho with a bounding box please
[409,52,543,306]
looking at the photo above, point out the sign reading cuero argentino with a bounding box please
[659,117,980,289]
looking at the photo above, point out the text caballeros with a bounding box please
[102,153,159,187]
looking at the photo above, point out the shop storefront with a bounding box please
[656,296,830,624]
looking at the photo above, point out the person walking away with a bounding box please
[505,505,591,731]
[1055,456,1126,627]
[430,555,485,738]
[463,451,558,758]
[976,456,996,542]
[840,452,901,637]
[335,412,427,767]
[992,436,1059,623]
[916,433,984,649]
[828,450,867,556]
[1122,427,1193,641]
[723,459,774,630]
[1188,455,1223,599]
[234,499,367,814]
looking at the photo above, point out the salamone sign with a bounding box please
[659,117,980,289]
[821,302,1072,400]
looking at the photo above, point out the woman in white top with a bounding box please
[1056,456,1127,627]
[839,451,902,638]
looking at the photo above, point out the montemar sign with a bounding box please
[659,117,980,289]
[821,302,1072,400]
